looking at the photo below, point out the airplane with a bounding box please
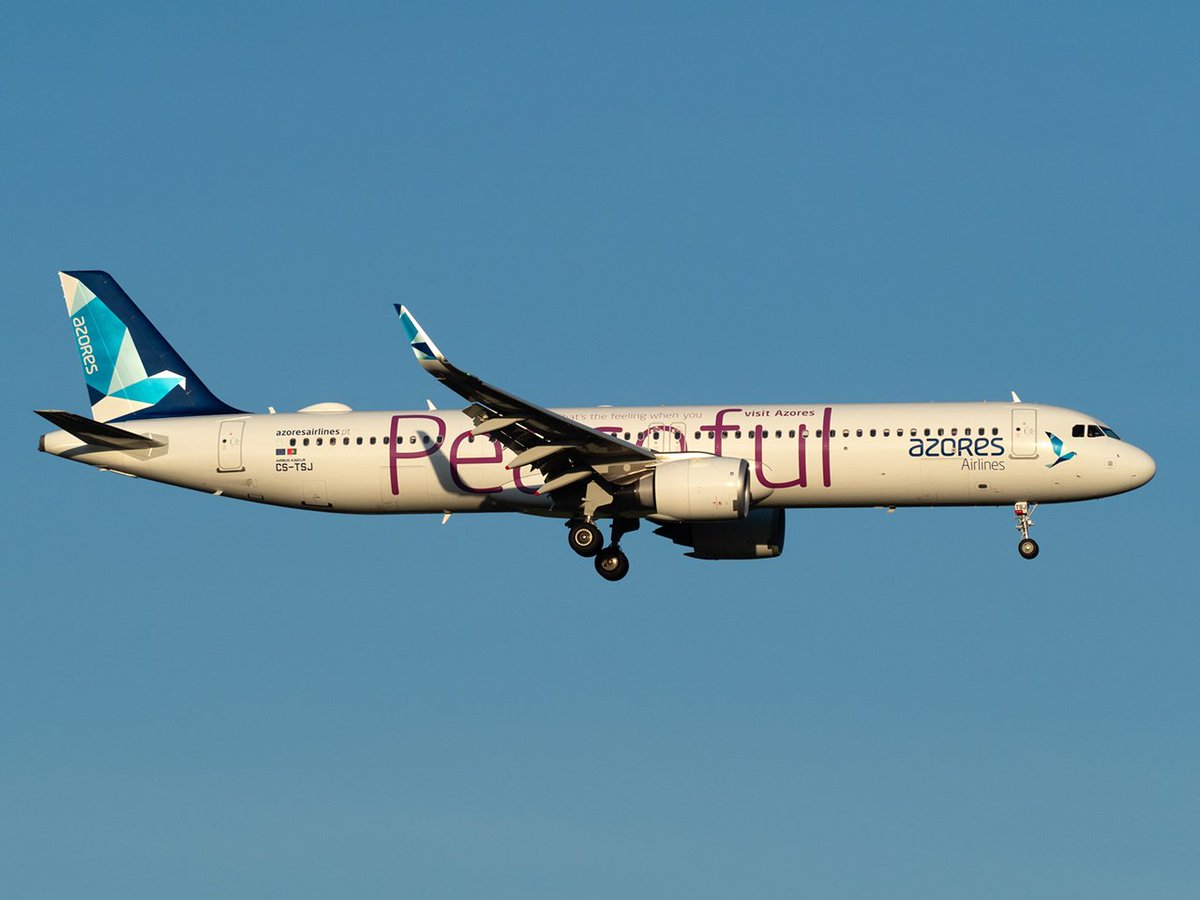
[37,271,1156,581]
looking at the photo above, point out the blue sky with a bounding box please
[2,2,1197,897]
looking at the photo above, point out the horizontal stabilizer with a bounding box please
[35,409,165,450]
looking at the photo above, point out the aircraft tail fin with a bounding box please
[58,271,242,422]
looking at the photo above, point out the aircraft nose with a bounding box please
[1128,446,1157,486]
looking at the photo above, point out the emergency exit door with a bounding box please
[647,422,688,453]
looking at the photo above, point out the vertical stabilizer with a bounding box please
[59,270,241,422]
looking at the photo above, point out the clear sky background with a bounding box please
[2,2,1197,897]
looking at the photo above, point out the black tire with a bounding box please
[568,522,603,558]
[594,547,630,581]
[1018,538,1039,560]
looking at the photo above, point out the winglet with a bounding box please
[394,305,446,365]
[1011,390,1022,403]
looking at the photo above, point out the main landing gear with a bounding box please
[1014,501,1039,559]
[567,521,603,557]
[594,546,630,581]
[567,517,637,581]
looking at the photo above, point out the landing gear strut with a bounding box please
[1014,501,1039,559]
[593,517,638,582]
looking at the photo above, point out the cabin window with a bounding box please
[788,430,795,438]
[856,429,863,437]
[693,431,701,440]
[343,437,350,445]
[316,437,323,446]
[991,427,999,435]
[303,438,310,446]
[652,431,660,439]
[924,428,930,436]
[383,436,389,445]
[735,431,742,439]
[937,428,944,436]
[289,438,296,446]
[882,429,889,437]
[950,428,957,436]
[776,430,783,438]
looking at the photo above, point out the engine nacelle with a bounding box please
[650,456,751,522]
[654,508,786,560]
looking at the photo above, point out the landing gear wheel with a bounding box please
[1018,538,1039,560]
[568,522,603,558]
[594,547,630,581]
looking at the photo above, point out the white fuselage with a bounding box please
[40,401,1155,513]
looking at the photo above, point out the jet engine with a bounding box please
[653,508,786,560]
[647,456,751,522]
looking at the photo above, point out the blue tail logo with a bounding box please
[60,271,241,422]
[1045,432,1077,468]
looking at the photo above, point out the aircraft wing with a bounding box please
[395,306,655,492]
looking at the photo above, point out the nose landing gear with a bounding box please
[1014,501,1039,559]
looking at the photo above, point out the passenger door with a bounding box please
[217,420,245,472]
[1011,409,1038,458]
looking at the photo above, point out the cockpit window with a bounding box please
[1087,425,1105,438]
[1072,424,1085,438]
[1101,427,1121,440]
